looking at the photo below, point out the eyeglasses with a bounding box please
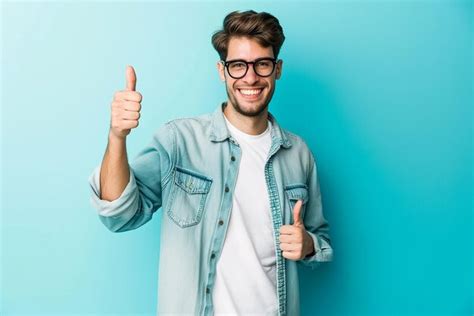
[221,57,278,79]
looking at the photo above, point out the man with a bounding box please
[89,10,333,316]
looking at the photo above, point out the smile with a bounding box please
[237,88,263,99]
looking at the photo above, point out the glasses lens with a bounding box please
[228,61,247,78]
[255,59,275,76]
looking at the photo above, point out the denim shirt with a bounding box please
[88,103,333,316]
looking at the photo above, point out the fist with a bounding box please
[109,65,142,140]
[279,200,315,261]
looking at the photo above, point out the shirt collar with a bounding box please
[209,102,292,149]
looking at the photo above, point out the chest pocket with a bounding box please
[284,183,309,224]
[166,166,213,228]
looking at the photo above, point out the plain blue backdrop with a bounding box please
[1,1,472,315]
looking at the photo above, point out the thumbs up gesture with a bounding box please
[109,65,142,140]
[279,200,315,260]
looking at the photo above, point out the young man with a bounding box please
[89,10,333,316]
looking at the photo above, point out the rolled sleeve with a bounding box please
[301,230,333,269]
[298,151,334,270]
[88,122,174,233]
[88,165,140,232]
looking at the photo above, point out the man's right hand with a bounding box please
[109,65,142,140]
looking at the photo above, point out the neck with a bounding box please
[223,102,269,135]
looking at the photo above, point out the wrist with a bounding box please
[304,231,316,258]
[108,130,127,144]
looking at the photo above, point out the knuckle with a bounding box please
[136,92,142,101]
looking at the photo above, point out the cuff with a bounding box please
[88,165,139,220]
[298,230,333,270]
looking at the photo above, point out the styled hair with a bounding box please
[211,10,285,61]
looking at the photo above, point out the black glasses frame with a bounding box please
[221,57,278,79]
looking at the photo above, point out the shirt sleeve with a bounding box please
[88,122,174,232]
[297,151,334,270]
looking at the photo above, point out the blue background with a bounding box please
[2,1,472,315]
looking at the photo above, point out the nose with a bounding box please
[241,64,258,85]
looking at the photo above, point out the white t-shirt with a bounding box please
[212,115,278,315]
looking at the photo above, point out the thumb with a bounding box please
[292,200,304,226]
[125,65,136,91]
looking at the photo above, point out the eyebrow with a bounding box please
[225,57,275,62]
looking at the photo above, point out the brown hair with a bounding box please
[211,10,285,61]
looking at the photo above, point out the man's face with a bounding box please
[217,36,282,117]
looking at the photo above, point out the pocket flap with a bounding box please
[284,184,309,204]
[174,167,212,194]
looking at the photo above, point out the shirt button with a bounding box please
[211,253,216,259]
[231,156,235,161]
[206,287,210,294]
[218,220,224,226]
[225,186,229,192]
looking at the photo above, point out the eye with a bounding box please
[229,62,246,69]
[257,60,271,67]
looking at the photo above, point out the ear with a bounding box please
[275,59,283,80]
[217,61,226,82]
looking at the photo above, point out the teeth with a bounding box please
[239,89,262,96]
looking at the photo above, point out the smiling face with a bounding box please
[217,36,283,117]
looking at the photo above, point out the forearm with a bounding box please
[99,132,130,201]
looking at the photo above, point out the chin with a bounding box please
[226,87,271,117]
[234,101,268,117]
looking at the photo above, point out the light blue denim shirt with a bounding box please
[88,103,333,316]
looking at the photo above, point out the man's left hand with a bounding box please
[279,200,315,261]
